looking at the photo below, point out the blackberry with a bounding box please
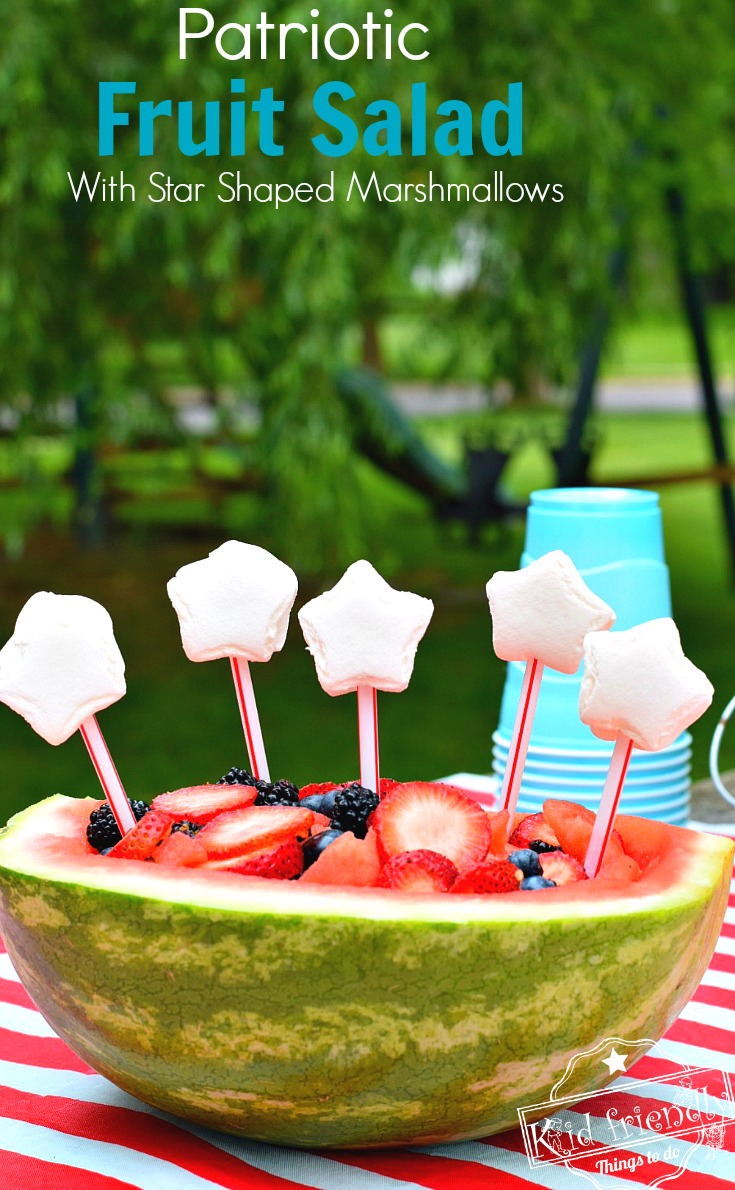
[216,767,256,787]
[330,784,379,839]
[254,780,300,807]
[86,799,149,853]
[529,839,561,854]
[171,820,202,836]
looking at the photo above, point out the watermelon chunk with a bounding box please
[153,831,208,868]
[299,828,381,886]
[543,799,626,866]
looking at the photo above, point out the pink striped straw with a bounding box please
[230,657,270,783]
[357,685,379,793]
[79,715,136,834]
[584,733,634,877]
[500,658,544,819]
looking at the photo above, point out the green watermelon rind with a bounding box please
[0,794,731,1149]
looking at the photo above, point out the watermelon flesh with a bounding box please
[0,794,732,1148]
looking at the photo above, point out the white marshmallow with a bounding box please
[486,550,615,674]
[0,592,126,746]
[579,618,713,752]
[298,560,434,696]
[167,540,298,664]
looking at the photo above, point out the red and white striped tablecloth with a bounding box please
[1,871,734,1189]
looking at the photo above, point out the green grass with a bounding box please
[0,409,734,828]
[601,307,735,379]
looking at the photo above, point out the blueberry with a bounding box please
[318,788,341,817]
[521,875,557,890]
[300,794,326,814]
[302,828,344,870]
[508,849,542,878]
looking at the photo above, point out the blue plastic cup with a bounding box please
[493,487,690,823]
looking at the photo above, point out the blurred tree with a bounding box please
[1,0,734,566]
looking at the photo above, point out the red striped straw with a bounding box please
[501,658,544,819]
[230,657,270,783]
[357,685,380,794]
[79,715,136,834]
[584,733,634,877]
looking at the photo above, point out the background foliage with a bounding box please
[3,1,735,565]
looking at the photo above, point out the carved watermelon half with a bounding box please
[0,794,731,1148]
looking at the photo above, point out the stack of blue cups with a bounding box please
[493,488,691,826]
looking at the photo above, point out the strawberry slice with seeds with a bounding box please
[508,812,560,851]
[151,784,257,824]
[108,810,174,861]
[451,859,522,895]
[378,850,458,893]
[205,837,304,880]
[372,782,491,871]
[538,851,587,886]
[197,804,315,859]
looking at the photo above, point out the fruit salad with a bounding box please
[85,771,645,893]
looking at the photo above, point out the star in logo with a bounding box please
[580,618,714,752]
[486,550,615,674]
[0,592,126,746]
[601,1047,628,1076]
[168,540,298,664]
[298,560,434,696]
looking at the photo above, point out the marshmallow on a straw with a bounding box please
[486,550,615,818]
[167,541,297,782]
[298,560,433,792]
[0,592,134,833]
[580,618,713,876]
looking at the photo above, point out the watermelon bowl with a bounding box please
[0,794,732,1150]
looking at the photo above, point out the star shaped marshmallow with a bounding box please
[579,618,714,752]
[167,540,298,664]
[298,560,434,696]
[486,550,615,674]
[0,592,126,746]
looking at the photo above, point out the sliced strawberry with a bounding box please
[153,831,208,867]
[205,837,304,880]
[487,809,511,859]
[451,859,522,895]
[151,784,257,824]
[508,812,560,851]
[539,851,587,886]
[379,778,399,797]
[298,782,340,800]
[378,850,458,893]
[372,782,491,871]
[197,805,315,859]
[299,829,381,887]
[108,810,174,861]
[309,812,333,834]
